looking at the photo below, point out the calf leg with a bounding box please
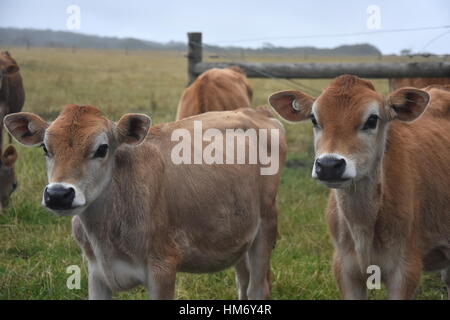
[441,267,450,300]
[247,212,277,300]
[71,216,110,300]
[333,252,368,300]
[88,267,112,300]
[235,254,250,300]
[147,264,176,300]
[386,258,422,300]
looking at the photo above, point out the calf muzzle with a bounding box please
[44,184,75,210]
[315,157,347,181]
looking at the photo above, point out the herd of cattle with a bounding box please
[0,50,450,300]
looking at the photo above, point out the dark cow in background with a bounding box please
[0,145,18,212]
[0,51,25,148]
[389,77,450,91]
[0,51,22,210]
[176,66,253,120]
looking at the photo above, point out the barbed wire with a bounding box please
[188,24,450,95]
[191,41,322,95]
[210,25,450,44]
[418,30,450,53]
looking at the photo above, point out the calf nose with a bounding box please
[315,157,346,181]
[44,185,75,210]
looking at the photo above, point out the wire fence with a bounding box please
[187,25,450,94]
[190,40,323,95]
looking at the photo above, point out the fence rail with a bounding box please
[187,32,450,85]
[193,61,450,79]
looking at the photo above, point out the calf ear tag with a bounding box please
[292,100,300,111]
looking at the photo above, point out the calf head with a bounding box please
[269,75,429,189]
[4,105,151,216]
[0,51,20,90]
[0,145,18,211]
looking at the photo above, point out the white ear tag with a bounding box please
[292,100,300,111]
[27,122,35,133]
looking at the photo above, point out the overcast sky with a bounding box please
[1,0,449,54]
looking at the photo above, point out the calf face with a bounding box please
[0,145,18,210]
[269,75,429,189]
[4,105,151,215]
[0,51,20,91]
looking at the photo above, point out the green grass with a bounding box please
[0,48,447,299]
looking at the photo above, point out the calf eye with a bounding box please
[93,144,108,158]
[310,114,319,128]
[362,115,379,130]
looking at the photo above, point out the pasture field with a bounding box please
[0,48,447,299]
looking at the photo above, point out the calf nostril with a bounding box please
[315,159,322,172]
[334,159,346,169]
[64,188,75,199]
[44,187,50,201]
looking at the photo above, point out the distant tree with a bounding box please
[0,27,383,56]
[400,49,412,56]
[262,42,275,49]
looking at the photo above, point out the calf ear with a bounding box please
[387,87,430,122]
[268,90,315,122]
[5,64,19,75]
[116,114,151,145]
[4,112,48,146]
[2,145,18,167]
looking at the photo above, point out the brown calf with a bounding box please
[0,51,25,149]
[389,77,450,91]
[176,66,253,120]
[5,105,286,300]
[0,145,18,211]
[269,75,450,299]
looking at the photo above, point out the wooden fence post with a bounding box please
[187,32,202,86]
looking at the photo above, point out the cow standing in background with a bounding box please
[389,77,450,91]
[176,66,253,120]
[269,75,450,299]
[0,51,25,149]
[0,145,18,212]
